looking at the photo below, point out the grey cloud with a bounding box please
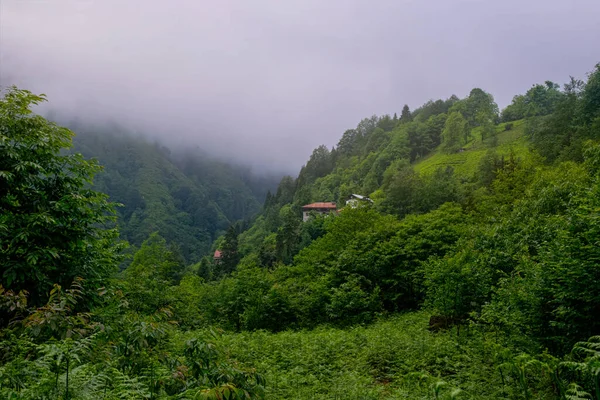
[1,0,599,171]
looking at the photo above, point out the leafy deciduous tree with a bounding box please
[0,87,122,309]
[441,112,469,153]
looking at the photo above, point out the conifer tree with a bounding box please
[400,104,412,123]
[220,226,240,274]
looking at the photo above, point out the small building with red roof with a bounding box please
[213,250,222,263]
[301,202,337,222]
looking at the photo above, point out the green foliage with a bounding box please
[501,81,563,122]
[441,112,469,153]
[424,243,492,324]
[412,96,457,123]
[275,205,301,265]
[464,88,499,127]
[400,104,412,123]
[0,278,265,399]
[218,226,241,275]
[416,119,531,179]
[71,124,276,264]
[524,66,600,163]
[182,332,266,399]
[326,274,382,325]
[478,156,600,353]
[296,145,334,187]
[0,87,122,309]
[581,64,600,124]
[122,232,184,313]
[190,204,468,331]
[196,257,213,281]
[5,63,600,399]
[502,94,528,122]
[215,312,560,399]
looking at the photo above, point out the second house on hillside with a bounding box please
[345,194,373,208]
[301,202,337,222]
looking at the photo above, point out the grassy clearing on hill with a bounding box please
[415,120,530,178]
[176,312,553,399]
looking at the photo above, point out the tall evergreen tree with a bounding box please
[275,205,301,264]
[220,225,240,274]
[400,104,412,123]
[197,256,212,281]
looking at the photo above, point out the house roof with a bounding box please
[348,194,373,202]
[214,250,222,258]
[302,202,337,210]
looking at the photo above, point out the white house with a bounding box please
[345,194,373,208]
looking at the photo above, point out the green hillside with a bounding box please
[70,126,278,262]
[2,64,600,399]
[414,120,530,177]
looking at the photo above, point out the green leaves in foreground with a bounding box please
[0,283,266,399]
[0,87,122,309]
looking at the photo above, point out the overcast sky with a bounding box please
[1,0,599,171]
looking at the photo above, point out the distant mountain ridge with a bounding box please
[67,122,280,262]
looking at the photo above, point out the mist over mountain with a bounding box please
[61,119,281,263]
[3,0,600,397]
[2,0,599,172]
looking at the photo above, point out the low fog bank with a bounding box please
[51,113,289,186]
[1,0,599,172]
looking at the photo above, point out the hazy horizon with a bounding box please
[1,0,599,172]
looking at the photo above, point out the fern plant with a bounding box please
[499,353,547,400]
[561,336,600,400]
[565,383,593,400]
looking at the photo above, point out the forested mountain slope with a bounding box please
[176,63,600,395]
[69,124,279,262]
[2,63,600,399]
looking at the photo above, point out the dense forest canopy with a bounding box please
[1,62,600,399]
[67,122,280,264]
